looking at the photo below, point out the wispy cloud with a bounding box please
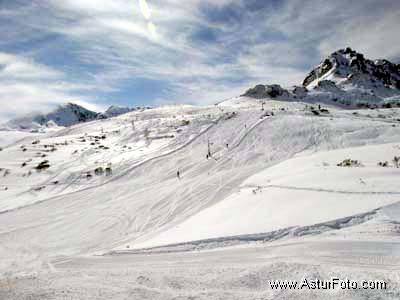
[0,0,399,121]
[0,52,104,122]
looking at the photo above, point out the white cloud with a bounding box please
[318,8,400,60]
[263,0,400,61]
[0,52,105,121]
[0,53,62,80]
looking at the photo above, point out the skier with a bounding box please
[177,170,181,179]
[207,139,212,158]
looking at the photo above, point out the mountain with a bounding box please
[4,102,99,131]
[303,47,400,91]
[103,105,135,118]
[243,47,400,107]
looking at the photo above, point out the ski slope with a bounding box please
[1,98,400,299]
[130,143,400,249]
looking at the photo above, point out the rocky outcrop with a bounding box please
[291,86,308,98]
[303,47,400,90]
[242,47,400,107]
[242,84,290,99]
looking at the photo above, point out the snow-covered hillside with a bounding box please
[130,142,400,249]
[1,98,400,299]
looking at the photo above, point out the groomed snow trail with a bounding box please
[1,100,400,299]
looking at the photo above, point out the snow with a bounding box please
[2,237,400,299]
[0,130,40,148]
[130,143,400,249]
[1,99,400,299]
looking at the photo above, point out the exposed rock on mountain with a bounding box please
[243,47,400,107]
[303,47,400,93]
[4,103,99,131]
[292,86,308,99]
[103,105,135,118]
[242,84,290,99]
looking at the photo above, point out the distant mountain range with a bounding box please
[3,103,99,131]
[243,47,400,107]
[102,105,136,118]
[4,47,400,132]
[2,103,149,132]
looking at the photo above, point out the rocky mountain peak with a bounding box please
[4,102,100,131]
[303,47,400,90]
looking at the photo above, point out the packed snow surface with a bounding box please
[1,98,400,299]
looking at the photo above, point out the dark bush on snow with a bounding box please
[35,160,50,171]
[181,120,190,126]
[337,159,362,167]
[311,109,320,116]
[94,167,104,176]
[378,161,389,167]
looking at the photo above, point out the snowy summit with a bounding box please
[244,48,400,107]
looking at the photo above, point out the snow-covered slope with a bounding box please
[1,101,400,254]
[1,99,400,299]
[0,130,40,148]
[132,142,400,249]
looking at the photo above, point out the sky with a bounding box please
[0,0,399,122]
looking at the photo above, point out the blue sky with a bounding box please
[0,0,399,121]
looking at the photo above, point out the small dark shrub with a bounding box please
[337,159,362,167]
[94,167,104,176]
[35,160,50,171]
[311,110,320,116]
[378,161,389,167]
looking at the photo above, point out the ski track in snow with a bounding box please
[243,184,400,195]
[1,100,400,299]
[0,115,223,215]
